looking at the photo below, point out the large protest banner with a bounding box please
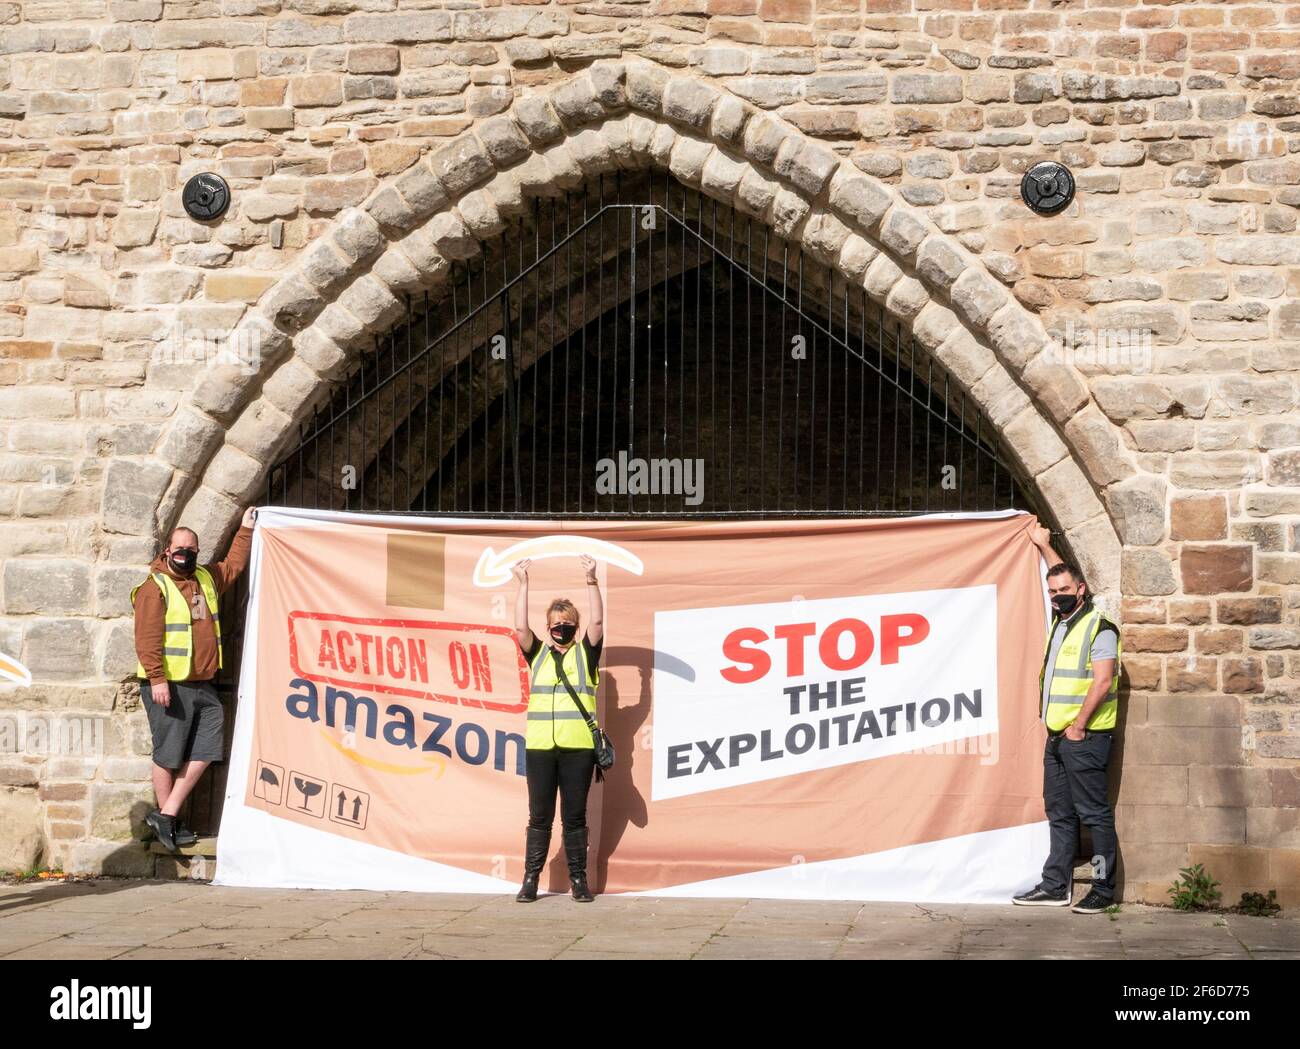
[216,508,1052,902]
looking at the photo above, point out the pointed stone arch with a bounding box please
[140,58,1133,597]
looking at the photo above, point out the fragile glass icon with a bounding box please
[293,776,323,811]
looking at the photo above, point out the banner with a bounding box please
[216,509,1052,902]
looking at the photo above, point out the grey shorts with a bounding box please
[142,680,226,769]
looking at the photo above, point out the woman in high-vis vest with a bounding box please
[511,554,604,902]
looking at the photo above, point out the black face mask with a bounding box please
[549,623,577,645]
[1051,593,1080,616]
[170,549,198,575]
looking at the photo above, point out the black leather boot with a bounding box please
[516,826,550,903]
[564,827,595,902]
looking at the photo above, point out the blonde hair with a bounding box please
[546,598,580,625]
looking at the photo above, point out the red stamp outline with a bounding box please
[287,610,530,714]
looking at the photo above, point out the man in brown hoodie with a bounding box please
[133,507,256,850]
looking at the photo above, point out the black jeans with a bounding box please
[525,747,596,833]
[1041,731,1117,900]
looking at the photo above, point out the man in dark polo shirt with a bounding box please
[131,508,256,850]
[1014,523,1121,914]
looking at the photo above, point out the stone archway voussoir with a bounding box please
[370,246,426,296]
[883,274,930,324]
[1067,515,1123,598]
[204,443,265,505]
[1001,405,1070,478]
[1037,456,1108,533]
[178,484,242,562]
[293,326,351,383]
[225,396,296,465]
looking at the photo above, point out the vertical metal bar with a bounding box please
[514,230,526,511]
[498,236,507,511]
[578,187,588,514]
[598,175,607,514]
[858,287,866,511]
[874,308,883,512]
[727,203,735,511]
[760,224,768,512]
[924,356,933,512]
[546,197,556,514]
[628,204,637,514]
[563,190,572,512]
[694,183,702,470]
[892,324,900,513]
[941,371,950,514]
[745,210,753,512]
[345,372,352,511]
[476,259,487,512]
[662,172,669,513]
[677,175,686,507]
[644,181,653,512]
[777,241,787,511]
[710,197,717,510]
[480,258,489,510]
[794,250,804,510]
[297,386,304,507]
[358,353,366,511]
[466,266,476,511]
[907,336,916,513]
[500,289,520,509]
[960,397,968,512]
[420,292,428,511]
[450,274,460,509]
[827,265,835,511]
[531,198,541,512]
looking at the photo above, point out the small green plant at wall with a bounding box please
[1233,890,1281,917]
[1168,863,1222,911]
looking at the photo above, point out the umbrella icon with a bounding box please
[253,762,284,804]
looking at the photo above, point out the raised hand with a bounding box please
[579,554,597,582]
[512,558,531,582]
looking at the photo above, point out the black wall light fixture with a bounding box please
[182,172,231,221]
[1020,161,1075,216]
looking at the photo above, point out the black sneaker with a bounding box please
[1012,886,1070,906]
[1072,889,1112,914]
[145,809,178,851]
[173,820,198,848]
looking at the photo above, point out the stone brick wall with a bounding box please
[0,0,1297,903]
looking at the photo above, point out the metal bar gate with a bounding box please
[194,172,1063,835]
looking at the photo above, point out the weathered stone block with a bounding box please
[1105,474,1167,546]
[1170,495,1227,541]
[3,559,91,615]
[1181,545,1253,595]
[101,458,173,535]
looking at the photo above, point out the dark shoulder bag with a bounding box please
[550,646,615,781]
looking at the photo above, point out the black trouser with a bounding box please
[1041,731,1117,900]
[525,747,596,832]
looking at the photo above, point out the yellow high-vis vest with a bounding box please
[130,567,223,681]
[525,638,599,750]
[1040,603,1120,732]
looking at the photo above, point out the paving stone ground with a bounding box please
[1,880,1298,960]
